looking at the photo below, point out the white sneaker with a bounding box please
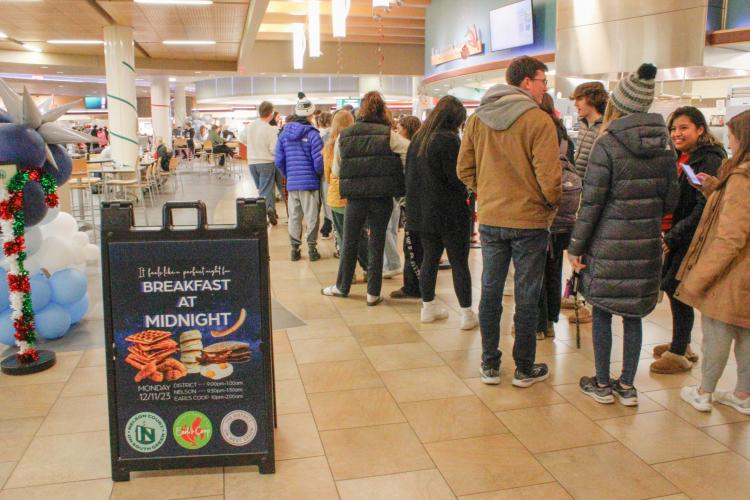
[421,301,449,323]
[714,391,750,415]
[459,309,478,330]
[680,385,712,412]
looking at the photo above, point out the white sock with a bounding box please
[461,306,474,315]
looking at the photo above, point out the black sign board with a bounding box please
[101,200,275,481]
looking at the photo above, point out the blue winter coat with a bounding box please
[275,121,324,191]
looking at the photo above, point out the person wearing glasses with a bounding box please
[457,55,561,388]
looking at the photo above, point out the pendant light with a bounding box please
[332,0,351,38]
[308,0,321,57]
[292,23,306,70]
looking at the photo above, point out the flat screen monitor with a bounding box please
[84,96,107,110]
[489,0,534,52]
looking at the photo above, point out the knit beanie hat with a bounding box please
[295,92,315,117]
[610,63,657,114]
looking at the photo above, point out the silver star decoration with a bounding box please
[0,78,96,169]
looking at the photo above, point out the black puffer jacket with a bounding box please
[405,130,470,234]
[569,113,679,317]
[661,143,726,295]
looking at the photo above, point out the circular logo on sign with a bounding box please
[220,410,258,446]
[125,412,167,453]
[172,410,213,450]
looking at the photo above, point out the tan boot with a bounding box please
[568,306,592,324]
[685,344,699,363]
[652,343,670,359]
[650,351,692,374]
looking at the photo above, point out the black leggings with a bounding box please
[668,293,694,356]
[336,197,392,297]
[419,228,472,308]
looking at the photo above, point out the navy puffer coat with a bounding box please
[568,113,679,317]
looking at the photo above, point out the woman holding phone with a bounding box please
[678,109,750,415]
[650,107,726,374]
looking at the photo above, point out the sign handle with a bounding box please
[162,201,208,230]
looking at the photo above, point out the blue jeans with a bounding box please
[479,225,549,372]
[592,307,643,386]
[383,199,401,272]
[249,162,276,211]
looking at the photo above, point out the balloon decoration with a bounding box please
[0,78,95,369]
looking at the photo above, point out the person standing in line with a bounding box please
[535,94,581,340]
[321,91,410,306]
[457,55,561,388]
[323,111,369,275]
[275,95,324,262]
[677,109,750,415]
[242,101,280,225]
[406,96,478,330]
[651,107,726,374]
[570,81,607,179]
[317,111,335,240]
[391,115,424,299]
[183,121,196,158]
[382,107,403,280]
[571,64,679,406]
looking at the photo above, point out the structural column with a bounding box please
[174,83,187,127]
[150,76,171,150]
[104,25,139,167]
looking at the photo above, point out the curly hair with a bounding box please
[357,91,389,124]
[506,56,548,87]
[572,82,608,115]
[397,115,422,140]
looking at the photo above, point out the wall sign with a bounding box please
[101,200,275,481]
[430,25,484,67]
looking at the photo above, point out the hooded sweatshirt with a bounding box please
[275,120,324,191]
[457,84,561,229]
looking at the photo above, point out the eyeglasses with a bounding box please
[531,78,548,86]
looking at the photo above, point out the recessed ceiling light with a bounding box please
[195,71,202,74]
[0,32,7,39]
[41,66,48,69]
[169,77,176,82]
[163,40,215,45]
[56,71,64,74]
[135,0,212,4]
[21,43,42,53]
[48,40,104,45]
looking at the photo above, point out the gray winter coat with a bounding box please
[574,116,603,178]
[568,113,679,317]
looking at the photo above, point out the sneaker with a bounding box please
[421,302,449,323]
[333,250,340,259]
[308,247,321,262]
[579,375,615,404]
[714,391,750,415]
[267,209,278,226]
[291,247,301,261]
[459,309,478,330]
[480,363,501,385]
[611,379,639,406]
[545,321,555,338]
[320,285,347,298]
[512,363,549,388]
[321,233,333,240]
[680,385,712,412]
[367,295,384,307]
[390,288,420,299]
[382,268,402,279]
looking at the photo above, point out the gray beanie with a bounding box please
[295,92,315,117]
[610,63,657,114]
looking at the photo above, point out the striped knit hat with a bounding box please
[610,63,657,114]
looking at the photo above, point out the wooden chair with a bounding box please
[158,156,182,193]
[69,158,101,240]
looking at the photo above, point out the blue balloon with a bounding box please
[42,144,73,187]
[0,124,46,168]
[23,181,48,228]
[0,269,8,311]
[30,273,51,311]
[49,268,87,305]
[35,303,71,340]
[64,293,89,324]
[0,309,14,346]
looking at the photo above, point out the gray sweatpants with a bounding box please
[288,190,320,249]
[701,315,750,393]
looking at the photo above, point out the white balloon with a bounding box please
[24,226,42,256]
[84,244,100,263]
[41,212,78,239]
[36,236,74,273]
[71,232,89,248]
[39,206,60,226]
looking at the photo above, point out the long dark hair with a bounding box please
[667,106,722,151]
[412,95,466,157]
[721,109,750,182]
[540,93,569,142]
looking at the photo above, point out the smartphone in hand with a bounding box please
[680,163,702,186]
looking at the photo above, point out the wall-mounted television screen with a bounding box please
[490,0,534,52]
[84,96,107,110]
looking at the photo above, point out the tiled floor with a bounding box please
[1,168,748,499]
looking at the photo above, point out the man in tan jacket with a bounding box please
[458,55,561,388]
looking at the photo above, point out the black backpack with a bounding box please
[551,138,582,233]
